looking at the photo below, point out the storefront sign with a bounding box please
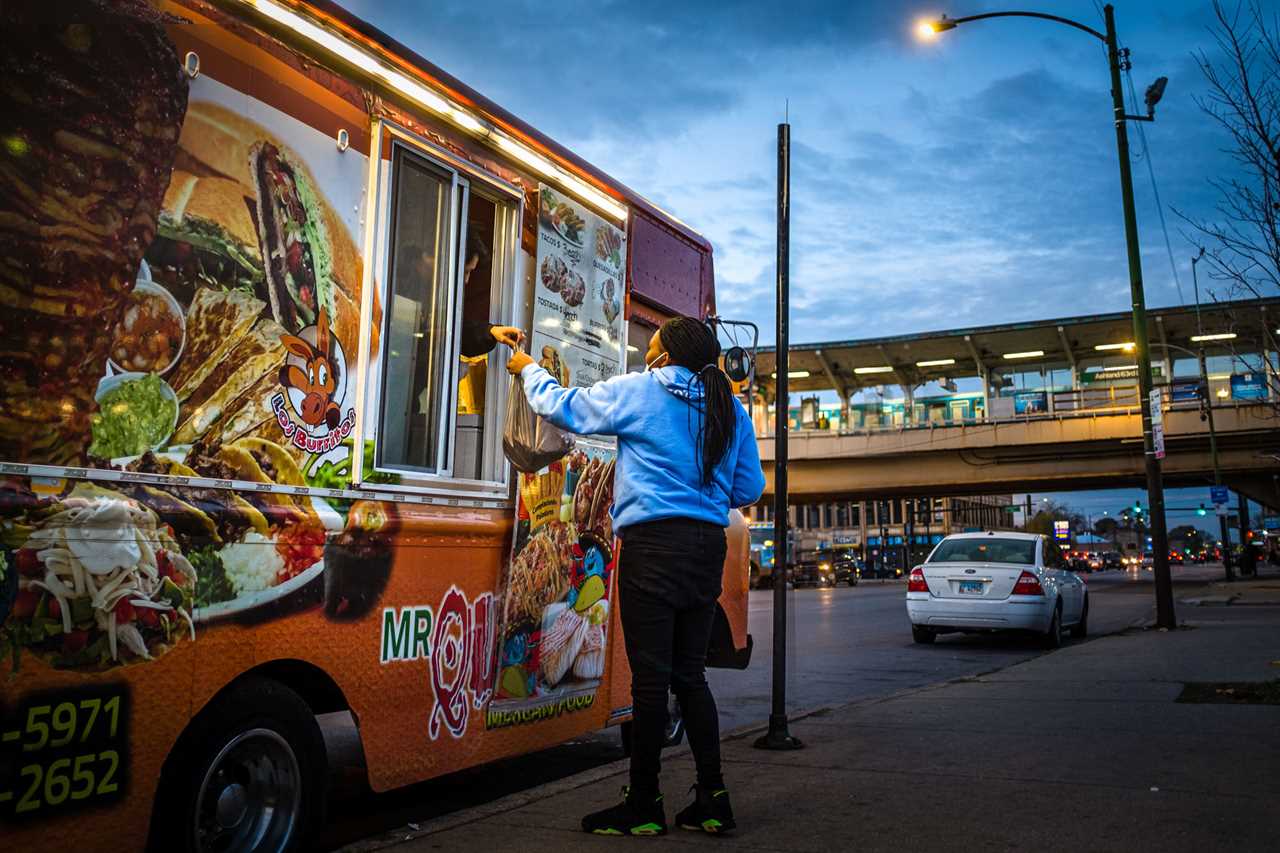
[1080,365,1163,384]
[1230,373,1267,400]
[1053,520,1070,542]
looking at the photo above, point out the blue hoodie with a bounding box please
[520,363,765,533]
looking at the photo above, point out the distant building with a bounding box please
[747,495,1014,573]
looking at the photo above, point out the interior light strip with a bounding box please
[243,0,630,221]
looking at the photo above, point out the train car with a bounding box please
[0,1,750,850]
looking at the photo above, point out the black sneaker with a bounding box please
[676,785,736,834]
[581,786,667,836]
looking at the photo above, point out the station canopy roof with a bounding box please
[754,296,1280,397]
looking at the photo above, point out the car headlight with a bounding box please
[820,563,831,572]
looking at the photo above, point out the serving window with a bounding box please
[370,135,522,491]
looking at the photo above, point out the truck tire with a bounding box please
[150,676,327,853]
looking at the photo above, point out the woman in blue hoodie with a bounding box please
[507,316,765,837]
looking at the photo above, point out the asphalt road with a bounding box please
[322,564,1223,849]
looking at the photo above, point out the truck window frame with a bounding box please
[355,121,526,501]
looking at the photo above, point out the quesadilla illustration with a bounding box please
[215,373,284,444]
[168,288,265,401]
[173,317,288,445]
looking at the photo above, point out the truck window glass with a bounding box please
[377,148,455,473]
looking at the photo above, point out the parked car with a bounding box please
[906,531,1088,647]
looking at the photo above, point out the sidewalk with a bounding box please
[342,599,1280,853]
[1179,564,1280,607]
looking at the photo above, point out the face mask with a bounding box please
[645,352,669,372]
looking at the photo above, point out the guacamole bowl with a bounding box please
[91,371,180,460]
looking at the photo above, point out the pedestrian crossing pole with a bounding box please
[755,121,802,751]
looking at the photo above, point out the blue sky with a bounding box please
[342,1,1269,520]
[346,0,1251,340]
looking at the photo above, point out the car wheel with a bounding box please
[150,677,327,853]
[847,578,858,587]
[1042,603,1063,649]
[912,625,936,645]
[1070,595,1089,639]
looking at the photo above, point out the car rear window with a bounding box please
[928,538,1037,565]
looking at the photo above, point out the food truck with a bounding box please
[0,1,752,849]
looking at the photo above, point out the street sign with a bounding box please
[1210,485,1229,507]
[1149,389,1165,459]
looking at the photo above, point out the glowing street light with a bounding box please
[915,4,1176,630]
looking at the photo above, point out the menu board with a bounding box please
[485,189,627,727]
[531,186,626,392]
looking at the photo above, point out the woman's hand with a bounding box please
[507,350,535,375]
[491,326,524,348]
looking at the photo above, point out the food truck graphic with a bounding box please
[0,1,752,850]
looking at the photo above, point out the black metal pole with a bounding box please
[1105,4,1175,629]
[756,122,801,750]
[1237,492,1256,577]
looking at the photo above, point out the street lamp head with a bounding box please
[1144,76,1169,115]
[916,15,957,39]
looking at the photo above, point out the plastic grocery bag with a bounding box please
[503,374,574,472]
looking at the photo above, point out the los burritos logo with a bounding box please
[272,310,355,454]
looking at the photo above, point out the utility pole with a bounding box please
[756,121,801,751]
[1105,4,1174,628]
[1192,250,1234,581]
[1237,493,1256,577]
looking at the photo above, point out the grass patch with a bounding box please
[1177,680,1280,705]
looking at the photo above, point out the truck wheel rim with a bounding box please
[196,728,301,853]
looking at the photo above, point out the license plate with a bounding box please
[958,580,984,595]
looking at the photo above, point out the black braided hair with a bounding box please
[658,316,737,486]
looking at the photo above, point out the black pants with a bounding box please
[618,518,727,798]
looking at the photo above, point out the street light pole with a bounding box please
[1192,251,1235,581]
[1102,4,1175,629]
[920,4,1175,629]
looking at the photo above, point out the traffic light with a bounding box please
[1197,504,1207,517]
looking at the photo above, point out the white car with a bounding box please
[906,531,1087,647]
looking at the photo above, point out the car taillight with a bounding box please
[1012,570,1044,596]
[907,567,929,593]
